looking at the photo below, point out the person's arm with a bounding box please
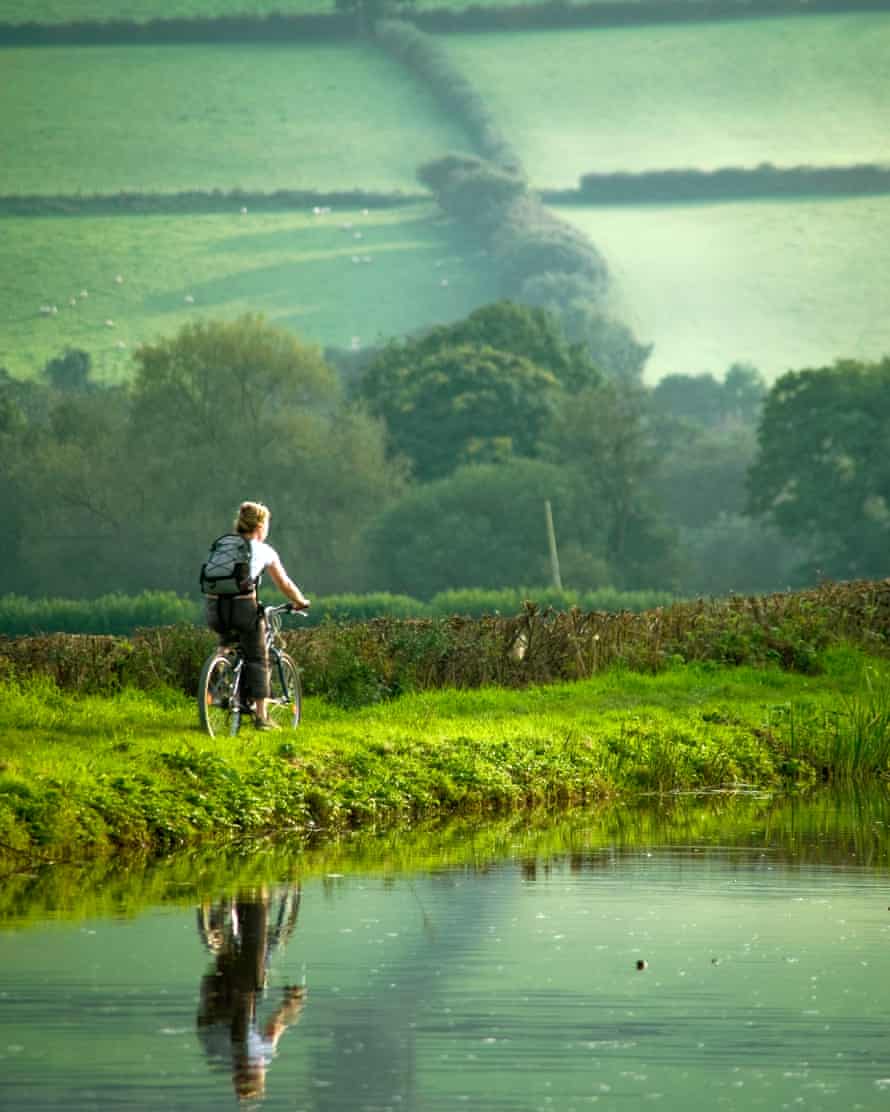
[267,559,310,608]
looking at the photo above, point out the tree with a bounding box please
[747,357,890,581]
[652,364,766,427]
[43,348,93,393]
[4,317,404,599]
[540,383,678,588]
[360,340,563,482]
[650,423,758,530]
[362,459,610,598]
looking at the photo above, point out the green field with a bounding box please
[0,206,501,379]
[0,42,469,196]
[441,15,890,186]
[560,194,890,380]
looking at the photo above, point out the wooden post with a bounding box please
[544,499,562,590]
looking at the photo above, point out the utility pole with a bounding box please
[544,499,562,591]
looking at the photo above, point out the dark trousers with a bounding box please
[206,596,270,700]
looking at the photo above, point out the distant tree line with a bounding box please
[3,0,887,45]
[551,164,890,205]
[5,308,888,603]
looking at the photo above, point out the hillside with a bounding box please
[1,7,887,384]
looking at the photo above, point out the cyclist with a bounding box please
[206,501,310,730]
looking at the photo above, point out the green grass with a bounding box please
[558,194,890,381]
[0,206,501,379]
[440,15,890,186]
[2,646,887,863]
[0,42,469,196]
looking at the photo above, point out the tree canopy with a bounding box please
[747,357,890,580]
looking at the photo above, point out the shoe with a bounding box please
[255,716,281,731]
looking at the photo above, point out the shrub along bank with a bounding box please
[1,580,888,704]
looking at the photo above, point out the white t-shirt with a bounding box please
[250,539,279,583]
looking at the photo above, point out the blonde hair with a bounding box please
[235,501,270,537]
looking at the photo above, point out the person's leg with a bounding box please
[233,600,271,724]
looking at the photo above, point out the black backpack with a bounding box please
[199,534,256,596]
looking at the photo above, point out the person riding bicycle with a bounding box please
[206,501,309,730]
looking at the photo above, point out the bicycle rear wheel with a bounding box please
[198,652,242,737]
[268,651,302,729]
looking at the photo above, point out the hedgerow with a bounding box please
[2,580,888,707]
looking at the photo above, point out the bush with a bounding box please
[0,591,200,637]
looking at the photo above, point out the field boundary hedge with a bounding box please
[544,164,890,206]
[2,580,888,706]
[2,1,887,45]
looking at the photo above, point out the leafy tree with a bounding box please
[362,459,610,598]
[127,315,403,594]
[43,348,93,393]
[361,343,561,481]
[673,513,808,598]
[651,423,758,530]
[540,383,678,588]
[652,363,766,427]
[519,273,651,384]
[748,357,890,580]
[4,316,403,599]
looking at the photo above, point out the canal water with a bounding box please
[2,792,890,1111]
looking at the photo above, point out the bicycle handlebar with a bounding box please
[264,601,310,617]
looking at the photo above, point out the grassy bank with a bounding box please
[2,645,888,865]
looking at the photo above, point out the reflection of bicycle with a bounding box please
[199,603,304,737]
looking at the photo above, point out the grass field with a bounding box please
[0,42,469,196]
[0,206,501,380]
[441,15,890,187]
[560,193,890,380]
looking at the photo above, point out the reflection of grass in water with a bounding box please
[4,785,890,928]
[0,207,499,379]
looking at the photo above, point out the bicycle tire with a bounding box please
[268,651,302,729]
[198,651,241,738]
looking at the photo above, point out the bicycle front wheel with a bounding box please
[268,651,302,729]
[198,652,241,738]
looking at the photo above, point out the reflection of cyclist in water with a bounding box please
[196,884,306,1102]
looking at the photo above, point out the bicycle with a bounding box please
[198,602,306,737]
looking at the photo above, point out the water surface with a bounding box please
[2,793,890,1110]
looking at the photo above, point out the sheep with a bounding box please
[104,319,115,328]
[114,274,124,285]
[184,294,195,304]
